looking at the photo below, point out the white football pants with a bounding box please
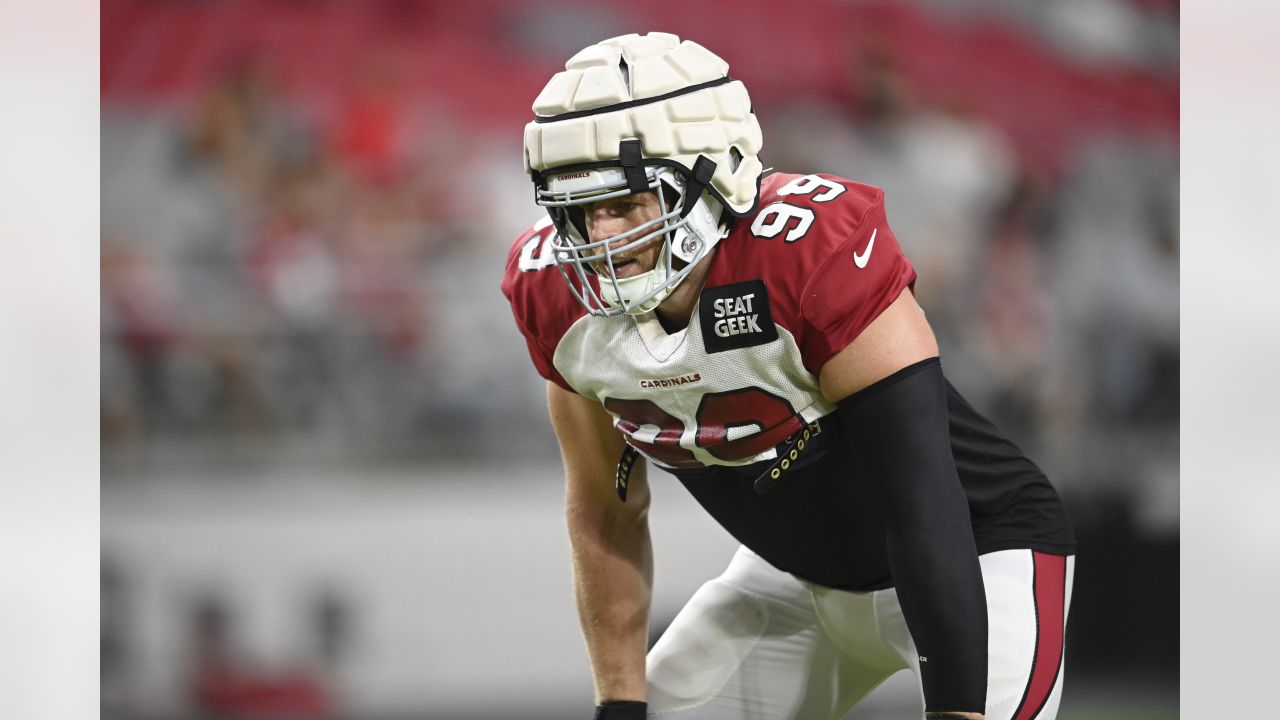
[646,547,1074,720]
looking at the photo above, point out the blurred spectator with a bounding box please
[190,56,271,205]
[102,560,131,718]
[331,53,411,188]
[101,235,180,442]
[971,169,1059,439]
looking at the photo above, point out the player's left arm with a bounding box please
[819,288,986,720]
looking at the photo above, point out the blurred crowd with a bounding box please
[102,0,1177,531]
[102,51,545,473]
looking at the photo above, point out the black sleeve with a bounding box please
[835,357,987,714]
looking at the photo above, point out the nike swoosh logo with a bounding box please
[853,228,877,269]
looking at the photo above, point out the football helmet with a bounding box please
[524,32,764,316]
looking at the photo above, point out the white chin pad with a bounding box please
[598,244,674,314]
[599,267,662,310]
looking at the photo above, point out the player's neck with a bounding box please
[653,248,717,334]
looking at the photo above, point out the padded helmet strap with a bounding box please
[681,155,718,219]
[619,139,649,195]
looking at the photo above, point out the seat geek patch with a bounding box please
[699,280,778,354]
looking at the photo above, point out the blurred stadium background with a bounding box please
[100,1,1178,718]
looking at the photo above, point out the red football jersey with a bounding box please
[501,172,917,468]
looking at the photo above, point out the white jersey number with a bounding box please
[518,216,557,272]
[750,203,814,243]
[776,174,847,202]
[750,175,847,243]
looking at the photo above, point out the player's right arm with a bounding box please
[547,381,653,709]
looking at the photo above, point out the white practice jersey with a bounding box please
[502,172,916,471]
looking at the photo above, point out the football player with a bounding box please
[501,33,1075,720]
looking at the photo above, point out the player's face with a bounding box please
[582,190,665,279]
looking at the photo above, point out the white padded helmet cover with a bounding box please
[524,32,763,215]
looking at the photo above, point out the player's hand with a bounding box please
[593,700,647,719]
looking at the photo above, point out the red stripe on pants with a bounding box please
[1013,552,1067,720]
